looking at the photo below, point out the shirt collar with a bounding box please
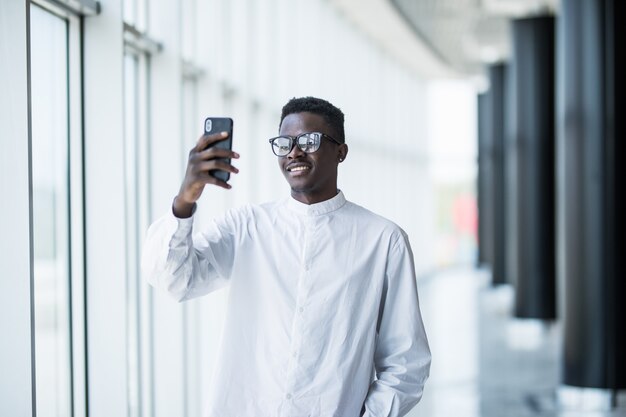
[286,190,347,216]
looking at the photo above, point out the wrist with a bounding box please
[172,196,197,218]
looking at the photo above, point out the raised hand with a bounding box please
[173,131,240,218]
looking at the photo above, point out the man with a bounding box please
[142,96,431,417]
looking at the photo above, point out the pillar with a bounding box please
[487,63,508,285]
[557,0,625,389]
[511,16,557,319]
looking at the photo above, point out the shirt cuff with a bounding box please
[165,204,195,241]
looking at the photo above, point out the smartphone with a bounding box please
[204,117,234,182]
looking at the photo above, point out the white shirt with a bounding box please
[142,191,430,417]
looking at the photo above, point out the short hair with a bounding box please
[279,96,345,143]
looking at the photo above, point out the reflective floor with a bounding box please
[409,267,626,417]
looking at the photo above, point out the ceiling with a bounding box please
[391,0,559,76]
[332,0,559,79]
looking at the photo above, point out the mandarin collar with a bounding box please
[286,190,347,216]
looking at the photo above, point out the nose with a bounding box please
[287,141,305,159]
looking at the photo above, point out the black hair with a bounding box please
[279,96,345,143]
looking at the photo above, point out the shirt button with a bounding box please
[286,393,292,400]
[292,351,297,358]
[304,264,310,271]
[298,307,304,313]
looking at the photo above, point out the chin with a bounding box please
[289,183,314,194]
[284,175,311,190]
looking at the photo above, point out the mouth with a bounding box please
[286,163,312,174]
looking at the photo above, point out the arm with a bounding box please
[362,231,431,417]
[141,207,240,301]
[141,131,240,301]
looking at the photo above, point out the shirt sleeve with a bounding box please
[361,230,431,417]
[141,207,242,302]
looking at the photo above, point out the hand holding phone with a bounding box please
[173,117,238,218]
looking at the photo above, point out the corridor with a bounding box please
[414,268,625,417]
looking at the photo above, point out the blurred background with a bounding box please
[1,0,623,416]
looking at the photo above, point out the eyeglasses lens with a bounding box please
[298,133,320,153]
[272,137,292,156]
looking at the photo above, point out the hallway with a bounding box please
[413,268,626,417]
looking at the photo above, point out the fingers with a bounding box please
[195,171,233,190]
[213,178,232,190]
[195,160,239,174]
[182,132,239,195]
[195,131,229,152]
[195,147,240,161]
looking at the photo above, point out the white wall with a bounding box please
[0,1,34,415]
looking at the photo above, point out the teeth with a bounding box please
[289,166,310,172]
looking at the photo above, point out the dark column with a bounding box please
[510,16,556,319]
[558,0,625,389]
[504,57,518,293]
[487,64,507,285]
[477,93,492,266]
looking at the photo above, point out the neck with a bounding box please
[290,188,338,205]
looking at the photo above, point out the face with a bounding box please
[277,112,347,204]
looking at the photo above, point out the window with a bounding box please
[30,2,87,415]
[181,1,202,413]
[30,5,72,414]
[123,7,161,414]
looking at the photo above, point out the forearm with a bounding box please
[141,211,227,302]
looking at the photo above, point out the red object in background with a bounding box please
[452,194,477,241]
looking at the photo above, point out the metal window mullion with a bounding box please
[66,10,87,417]
[182,60,205,81]
[136,51,155,417]
[30,0,100,17]
[122,53,140,417]
[123,23,163,56]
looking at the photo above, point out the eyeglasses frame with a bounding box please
[268,131,342,157]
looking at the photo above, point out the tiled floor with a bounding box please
[408,267,626,417]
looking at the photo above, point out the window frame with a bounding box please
[122,21,163,417]
[29,2,88,416]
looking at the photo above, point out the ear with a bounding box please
[338,143,349,163]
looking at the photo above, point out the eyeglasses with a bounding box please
[268,132,341,157]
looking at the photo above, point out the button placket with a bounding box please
[284,217,311,400]
[302,218,313,271]
[297,219,314,320]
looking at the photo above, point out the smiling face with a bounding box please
[278,112,347,204]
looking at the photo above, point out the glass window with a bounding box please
[30,4,72,416]
[181,76,200,417]
[181,78,198,172]
[123,43,153,417]
[124,52,142,417]
[124,0,147,30]
[180,3,203,412]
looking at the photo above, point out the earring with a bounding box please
[338,157,344,162]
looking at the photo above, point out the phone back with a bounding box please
[204,117,233,182]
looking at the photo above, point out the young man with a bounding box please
[142,97,431,417]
